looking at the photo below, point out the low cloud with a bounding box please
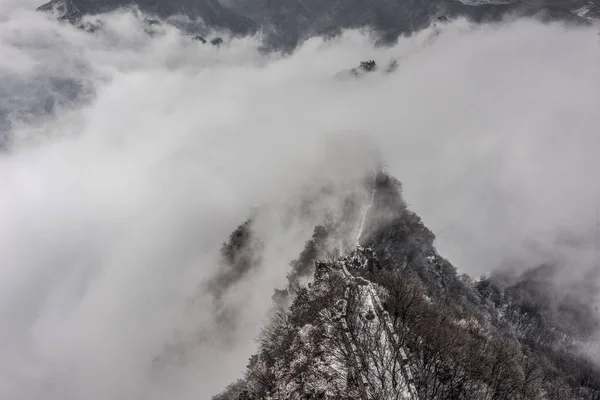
[0,4,598,398]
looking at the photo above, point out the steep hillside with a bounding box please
[214,172,600,399]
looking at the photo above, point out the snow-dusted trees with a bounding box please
[214,172,600,400]
[343,282,417,399]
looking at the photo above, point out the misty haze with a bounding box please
[0,0,600,399]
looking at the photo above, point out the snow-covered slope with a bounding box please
[214,172,600,400]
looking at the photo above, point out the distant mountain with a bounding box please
[37,0,255,34]
[212,171,600,399]
[225,0,597,48]
[37,0,600,49]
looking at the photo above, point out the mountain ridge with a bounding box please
[37,0,600,49]
[213,171,600,399]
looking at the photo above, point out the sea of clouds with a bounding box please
[0,2,599,398]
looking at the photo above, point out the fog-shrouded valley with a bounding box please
[1,0,600,399]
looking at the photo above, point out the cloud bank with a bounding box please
[0,3,599,398]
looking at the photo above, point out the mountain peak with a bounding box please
[214,172,600,399]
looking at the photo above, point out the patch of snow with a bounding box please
[355,179,376,247]
[574,4,592,17]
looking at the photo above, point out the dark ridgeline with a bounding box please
[37,0,255,34]
[37,0,599,50]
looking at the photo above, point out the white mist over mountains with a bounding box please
[0,2,599,398]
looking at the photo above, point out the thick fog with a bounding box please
[0,2,599,399]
